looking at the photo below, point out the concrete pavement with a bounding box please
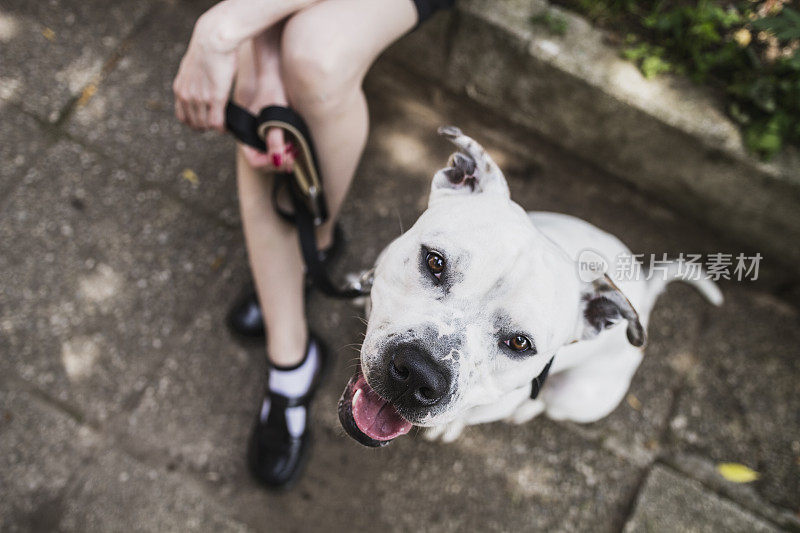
[1,0,798,531]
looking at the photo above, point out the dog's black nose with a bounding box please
[386,343,450,408]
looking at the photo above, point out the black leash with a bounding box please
[225,101,367,299]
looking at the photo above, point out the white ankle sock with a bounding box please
[260,340,320,438]
[269,340,320,397]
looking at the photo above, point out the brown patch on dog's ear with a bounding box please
[580,275,645,347]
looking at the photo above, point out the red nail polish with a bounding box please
[272,153,282,167]
[284,142,294,153]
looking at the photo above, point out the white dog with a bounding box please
[338,127,721,446]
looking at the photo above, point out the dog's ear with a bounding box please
[578,275,646,347]
[430,127,510,199]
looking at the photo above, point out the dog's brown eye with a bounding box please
[426,251,445,277]
[507,335,531,352]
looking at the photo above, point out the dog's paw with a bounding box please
[504,399,546,425]
[421,421,465,443]
[441,421,465,442]
[422,425,445,441]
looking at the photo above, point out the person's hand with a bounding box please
[236,30,296,172]
[173,13,239,132]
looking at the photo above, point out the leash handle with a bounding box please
[225,101,266,151]
[225,100,366,299]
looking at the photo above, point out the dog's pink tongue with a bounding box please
[352,374,412,441]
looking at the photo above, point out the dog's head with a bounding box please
[339,127,644,447]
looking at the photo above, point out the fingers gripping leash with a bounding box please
[225,100,368,299]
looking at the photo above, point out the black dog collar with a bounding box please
[530,356,555,399]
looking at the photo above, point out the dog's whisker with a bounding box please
[349,314,369,327]
[393,206,405,236]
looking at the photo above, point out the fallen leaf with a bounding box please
[717,463,759,483]
[210,256,224,271]
[41,27,56,41]
[76,83,97,107]
[626,393,642,411]
[180,168,199,185]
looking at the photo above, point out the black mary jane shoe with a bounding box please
[226,224,344,340]
[247,392,311,490]
[247,336,329,490]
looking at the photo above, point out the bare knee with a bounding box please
[281,14,362,114]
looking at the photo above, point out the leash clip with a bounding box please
[307,186,325,227]
[344,268,375,296]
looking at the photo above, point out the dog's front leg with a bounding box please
[422,420,466,443]
[504,398,546,425]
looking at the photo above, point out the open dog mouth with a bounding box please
[338,369,412,447]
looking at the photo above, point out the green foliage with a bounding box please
[530,11,569,35]
[752,6,800,39]
[559,0,800,159]
[622,43,674,77]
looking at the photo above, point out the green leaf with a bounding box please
[529,11,568,35]
[641,55,672,78]
[745,118,784,159]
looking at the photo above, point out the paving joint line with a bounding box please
[8,372,93,430]
[0,102,66,213]
[8,361,254,528]
[53,4,161,128]
[652,458,799,532]
[43,125,242,233]
[612,463,653,533]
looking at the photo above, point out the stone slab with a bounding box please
[666,454,800,531]
[0,139,237,424]
[65,1,241,226]
[60,445,251,532]
[0,377,250,532]
[0,104,52,203]
[222,417,641,533]
[569,283,710,466]
[0,378,93,532]
[667,288,800,513]
[0,0,154,121]
[623,465,779,533]
[114,245,265,483]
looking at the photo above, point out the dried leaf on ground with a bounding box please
[180,168,199,185]
[716,462,760,483]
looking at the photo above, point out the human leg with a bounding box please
[279,0,419,247]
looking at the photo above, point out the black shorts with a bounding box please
[412,0,456,26]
